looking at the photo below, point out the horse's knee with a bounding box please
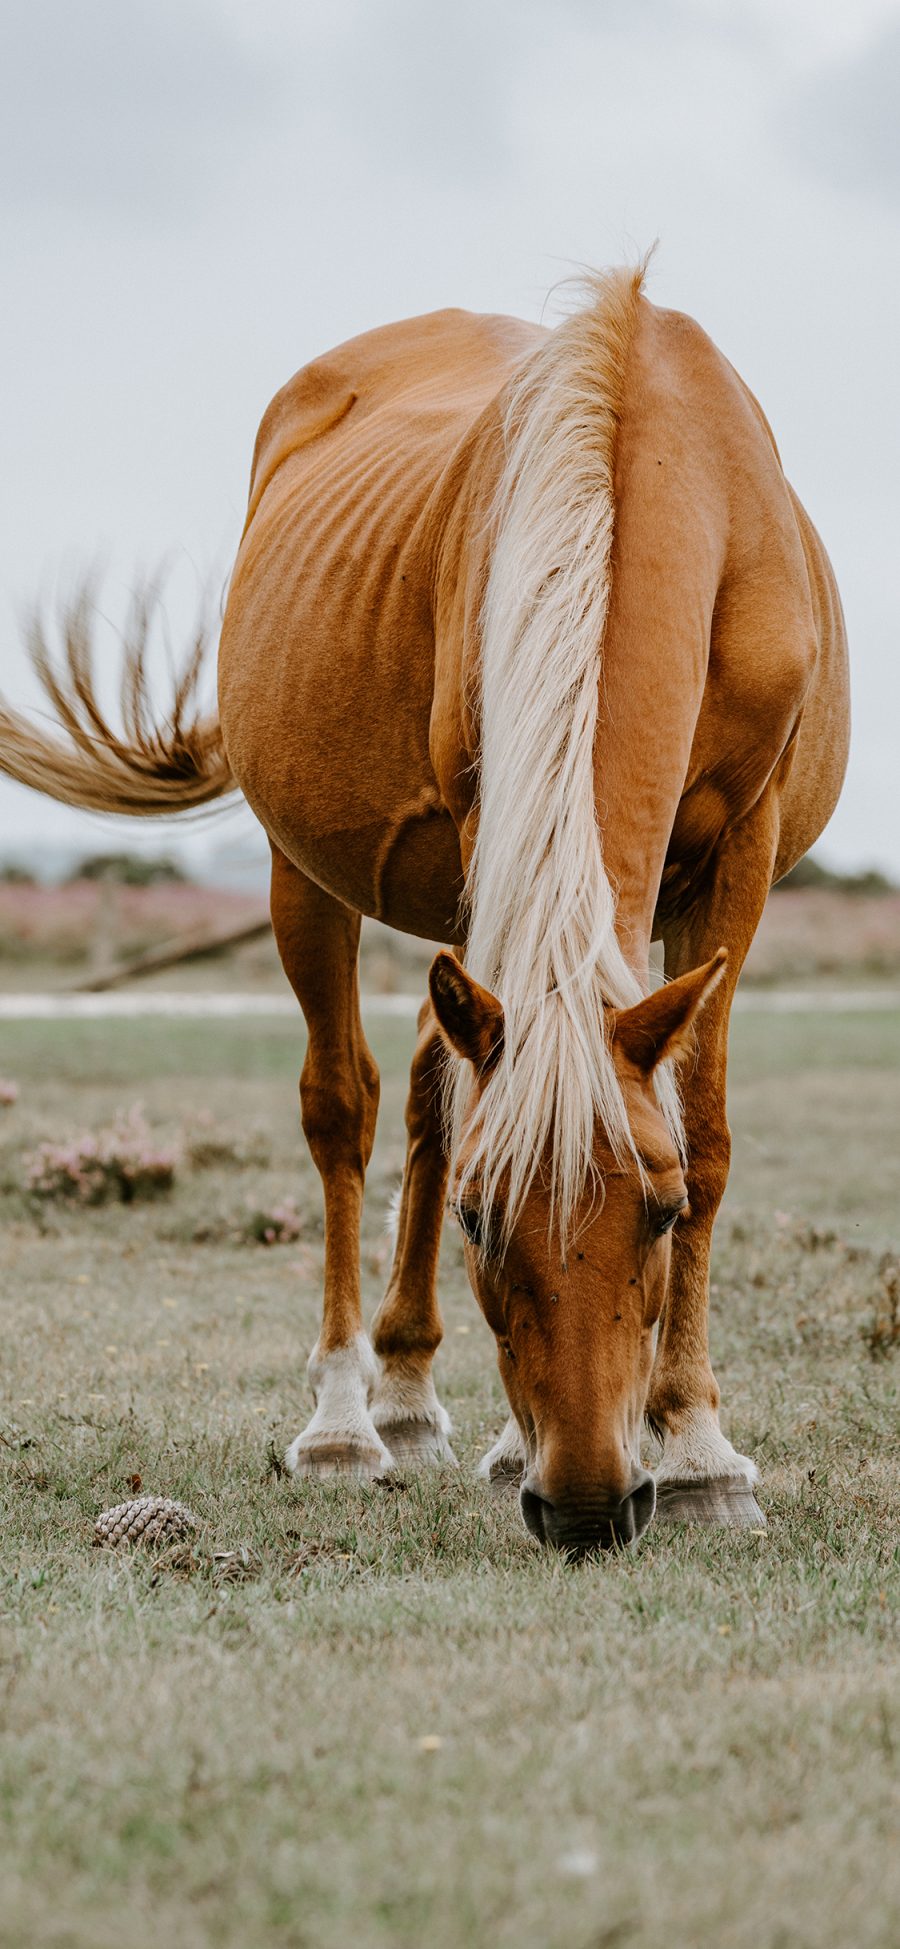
[685,1125,731,1224]
[404,1028,445,1148]
[300,1054,380,1176]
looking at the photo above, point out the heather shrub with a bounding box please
[745,888,900,983]
[25,1106,177,1205]
[0,881,264,966]
[864,1255,900,1360]
[184,1111,271,1172]
[66,851,187,886]
[242,1198,303,1246]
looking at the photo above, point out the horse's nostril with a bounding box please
[627,1468,656,1539]
[525,1466,657,1556]
[520,1483,553,1543]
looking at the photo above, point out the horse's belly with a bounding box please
[221,614,464,938]
[280,801,464,943]
[220,541,465,941]
[219,437,463,928]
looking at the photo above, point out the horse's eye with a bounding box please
[455,1204,485,1250]
[654,1201,687,1237]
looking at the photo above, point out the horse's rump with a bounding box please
[218,307,541,931]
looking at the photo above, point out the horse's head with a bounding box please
[429,948,726,1557]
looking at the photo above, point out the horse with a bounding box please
[0,263,849,1556]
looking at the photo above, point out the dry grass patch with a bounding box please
[0,1009,898,1949]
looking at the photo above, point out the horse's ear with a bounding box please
[611,950,727,1072]
[429,952,504,1070]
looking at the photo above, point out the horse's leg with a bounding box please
[270,849,392,1478]
[369,1003,457,1466]
[651,798,780,1526]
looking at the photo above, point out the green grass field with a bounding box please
[1,1006,898,1949]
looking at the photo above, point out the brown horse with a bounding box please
[0,265,849,1555]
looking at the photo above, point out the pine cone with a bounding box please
[93,1495,199,1550]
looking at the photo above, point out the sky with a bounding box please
[2,0,899,878]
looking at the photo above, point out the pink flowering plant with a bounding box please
[242,1197,303,1246]
[25,1105,177,1205]
[0,1079,18,1107]
[184,1109,271,1172]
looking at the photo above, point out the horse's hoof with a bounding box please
[373,1418,458,1468]
[477,1415,526,1491]
[283,1434,393,1480]
[654,1474,766,1527]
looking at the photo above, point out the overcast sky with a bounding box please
[2,0,899,876]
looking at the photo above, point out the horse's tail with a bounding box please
[0,580,235,816]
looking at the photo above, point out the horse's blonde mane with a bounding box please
[452,263,684,1245]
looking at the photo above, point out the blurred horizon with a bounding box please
[1,832,896,901]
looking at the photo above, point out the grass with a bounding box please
[1,1006,898,1949]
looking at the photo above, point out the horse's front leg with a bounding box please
[652,802,779,1526]
[270,851,392,1478]
[369,1003,457,1466]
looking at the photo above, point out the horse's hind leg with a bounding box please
[270,849,392,1479]
[369,1003,457,1466]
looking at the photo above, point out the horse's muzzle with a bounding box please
[520,1468,656,1557]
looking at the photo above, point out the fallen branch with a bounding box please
[71,915,271,991]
